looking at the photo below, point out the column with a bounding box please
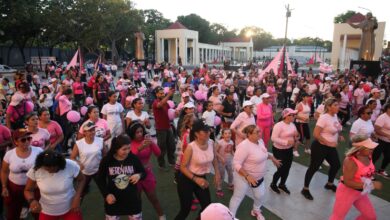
[161,38,164,62]
[340,34,347,69]
[175,38,178,65]
[232,47,235,61]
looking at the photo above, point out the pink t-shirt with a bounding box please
[0,125,11,145]
[188,140,214,175]
[58,95,72,116]
[316,113,342,146]
[208,95,222,111]
[354,88,365,105]
[39,121,63,146]
[339,91,349,109]
[374,113,390,142]
[271,121,297,149]
[30,128,50,149]
[6,101,34,122]
[72,82,84,95]
[256,103,273,127]
[217,139,234,159]
[230,112,256,145]
[79,119,109,138]
[233,139,268,179]
[130,139,161,165]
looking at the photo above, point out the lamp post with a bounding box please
[283,4,292,77]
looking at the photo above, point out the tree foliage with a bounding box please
[334,10,357,23]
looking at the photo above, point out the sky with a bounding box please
[132,0,388,42]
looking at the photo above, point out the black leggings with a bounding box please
[337,107,350,126]
[175,172,211,220]
[372,139,390,171]
[272,147,293,186]
[304,141,341,187]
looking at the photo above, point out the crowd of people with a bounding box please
[0,60,388,220]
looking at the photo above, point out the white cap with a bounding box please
[201,203,238,220]
[325,77,331,81]
[261,93,271,99]
[243,100,253,108]
[184,102,195,109]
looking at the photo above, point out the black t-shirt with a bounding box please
[96,153,146,216]
[222,99,236,120]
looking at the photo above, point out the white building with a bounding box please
[155,21,253,65]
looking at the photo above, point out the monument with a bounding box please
[134,32,145,60]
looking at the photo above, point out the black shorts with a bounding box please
[295,122,310,141]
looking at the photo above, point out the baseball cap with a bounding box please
[82,121,97,131]
[371,88,380,94]
[282,108,298,118]
[352,137,378,149]
[182,92,190,98]
[10,94,24,106]
[201,203,238,220]
[261,93,270,99]
[242,100,253,108]
[12,128,32,141]
[50,78,58,83]
[184,102,195,109]
[325,77,331,81]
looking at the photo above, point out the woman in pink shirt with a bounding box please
[270,108,299,194]
[266,81,277,111]
[208,86,223,113]
[175,120,220,220]
[129,123,165,220]
[230,101,255,145]
[72,76,85,108]
[338,85,351,126]
[353,82,365,116]
[256,93,273,147]
[25,112,50,149]
[330,136,381,220]
[38,108,63,150]
[229,125,280,220]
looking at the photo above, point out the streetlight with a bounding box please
[282,4,293,77]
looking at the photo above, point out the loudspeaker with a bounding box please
[350,60,381,78]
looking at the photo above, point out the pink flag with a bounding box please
[285,52,295,75]
[66,49,79,70]
[259,46,284,79]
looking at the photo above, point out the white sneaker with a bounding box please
[293,150,300,157]
[346,121,351,126]
[304,149,311,154]
[323,160,330,167]
[378,170,390,179]
[251,209,265,220]
[20,207,28,219]
[159,215,167,220]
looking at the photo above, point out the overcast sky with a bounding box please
[133,0,388,42]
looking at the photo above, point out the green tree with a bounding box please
[334,10,356,23]
[239,26,275,50]
[177,14,211,43]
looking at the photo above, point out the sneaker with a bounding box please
[304,149,311,154]
[378,170,390,179]
[322,160,330,167]
[216,190,224,197]
[191,204,198,211]
[278,185,291,195]
[20,207,28,219]
[301,189,314,200]
[293,150,300,157]
[159,215,166,220]
[251,210,265,220]
[324,183,337,192]
[270,183,280,194]
[346,121,351,126]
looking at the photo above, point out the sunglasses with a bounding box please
[18,136,32,143]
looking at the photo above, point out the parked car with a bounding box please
[0,64,17,74]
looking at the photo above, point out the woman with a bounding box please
[373,103,390,178]
[338,85,351,126]
[1,129,42,220]
[329,135,381,220]
[93,74,110,110]
[302,98,343,200]
[38,108,64,151]
[56,88,73,151]
[25,112,50,149]
[270,108,299,195]
[229,125,281,220]
[78,105,111,141]
[24,150,85,220]
[126,98,151,129]
[366,99,378,122]
[249,88,262,121]
[208,86,223,114]
[72,76,85,108]
[230,101,256,146]
[175,119,220,220]
[96,134,146,219]
[129,123,166,220]
[38,86,54,115]
[367,88,382,121]
[101,91,125,148]
[6,93,34,130]
[353,82,365,116]
[70,121,104,201]
[295,93,312,155]
[350,106,375,140]
[221,91,237,129]
[256,93,274,147]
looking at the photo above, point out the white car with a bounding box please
[0,64,17,74]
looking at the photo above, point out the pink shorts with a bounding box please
[137,167,156,193]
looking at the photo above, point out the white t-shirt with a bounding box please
[101,102,124,124]
[375,113,390,142]
[250,95,262,115]
[290,87,300,102]
[3,147,43,185]
[316,113,342,144]
[202,110,216,127]
[31,128,50,149]
[126,110,149,122]
[350,118,374,139]
[76,137,103,175]
[26,159,80,216]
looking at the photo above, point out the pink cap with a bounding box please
[371,88,380,94]
[201,203,237,220]
[352,138,378,149]
[282,108,298,118]
[85,97,93,105]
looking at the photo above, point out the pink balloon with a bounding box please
[67,110,81,123]
[172,77,176,81]
[164,87,170,94]
[85,97,93,105]
[167,100,175,109]
[195,90,205,101]
[139,87,146,94]
[26,101,34,110]
[168,108,176,121]
[80,106,88,116]
[197,104,203,113]
[202,92,208,100]
[214,116,221,126]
